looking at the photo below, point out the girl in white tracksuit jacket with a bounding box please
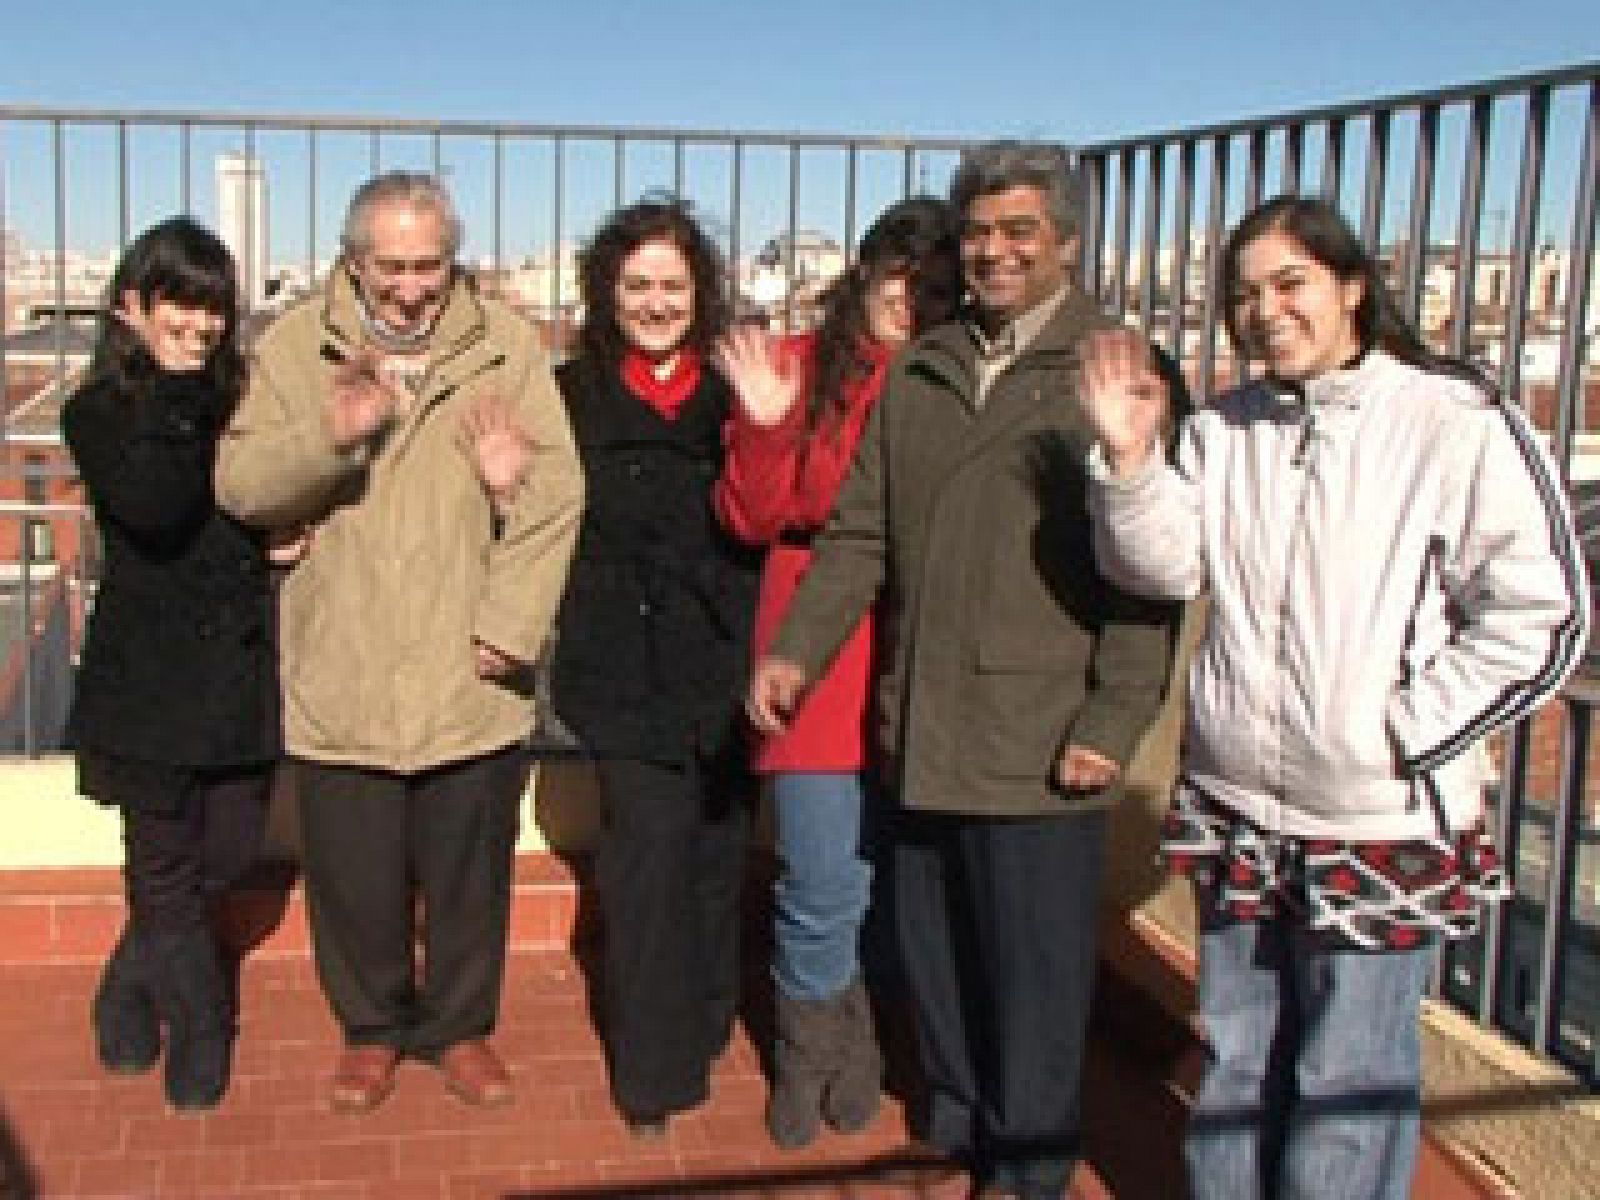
[1082,195,1588,1200]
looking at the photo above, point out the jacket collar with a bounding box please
[906,285,1107,392]
[320,264,489,371]
[1269,347,1400,412]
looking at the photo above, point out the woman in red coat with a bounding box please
[714,197,960,1148]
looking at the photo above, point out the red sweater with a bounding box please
[714,333,891,772]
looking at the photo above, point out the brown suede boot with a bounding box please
[822,977,881,1133]
[767,990,836,1149]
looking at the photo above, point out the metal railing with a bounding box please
[0,109,973,756]
[0,498,93,757]
[1075,65,1598,443]
[1077,61,1600,1081]
[0,107,972,403]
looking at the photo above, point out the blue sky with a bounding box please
[2,1,1596,260]
[6,0,1595,140]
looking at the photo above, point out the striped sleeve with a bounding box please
[1389,400,1591,775]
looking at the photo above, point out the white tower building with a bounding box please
[215,153,269,309]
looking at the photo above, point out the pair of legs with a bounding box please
[121,767,272,935]
[893,808,1106,1200]
[1186,899,1433,1200]
[101,764,272,1108]
[295,745,526,1060]
[592,753,751,1123]
[766,771,882,1146]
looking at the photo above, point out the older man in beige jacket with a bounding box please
[217,172,583,1114]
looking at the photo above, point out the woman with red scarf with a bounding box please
[549,199,761,1138]
[714,197,960,1148]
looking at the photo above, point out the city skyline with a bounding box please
[4,0,1597,271]
[1,91,1592,276]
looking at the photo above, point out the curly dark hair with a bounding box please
[573,196,730,372]
[808,195,961,431]
[87,216,244,405]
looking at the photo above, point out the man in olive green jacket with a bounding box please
[750,143,1178,1200]
[216,172,583,1114]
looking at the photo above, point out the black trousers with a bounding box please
[121,767,273,933]
[893,808,1107,1198]
[592,754,751,1120]
[295,745,527,1059]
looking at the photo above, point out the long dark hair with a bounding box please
[1218,195,1492,393]
[574,196,729,372]
[88,216,244,403]
[808,195,960,430]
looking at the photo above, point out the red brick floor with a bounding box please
[0,862,1121,1200]
[0,861,1502,1200]
[0,948,979,1200]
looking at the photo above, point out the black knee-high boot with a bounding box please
[143,927,233,1111]
[92,924,160,1074]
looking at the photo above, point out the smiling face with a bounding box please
[615,237,695,361]
[122,294,226,373]
[863,270,915,347]
[1230,229,1365,382]
[349,202,453,338]
[959,184,1073,325]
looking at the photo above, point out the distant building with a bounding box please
[216,153,269,310]
[742,230,846,328]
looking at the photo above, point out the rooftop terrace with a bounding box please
[1,60,1598,1197]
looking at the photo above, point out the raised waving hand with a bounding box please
[327,344,401,451]
[713,325,802,428]
[1080,328,1170,478]
[460,394,534,510]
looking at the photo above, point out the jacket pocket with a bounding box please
[967,665,1080,781]
[1304,696,1403,787]
[973,451,1098,671]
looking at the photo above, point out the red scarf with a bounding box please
[621,348,702,420]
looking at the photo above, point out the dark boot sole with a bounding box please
[100,1054,160,1076]
[167,1093,225,1114]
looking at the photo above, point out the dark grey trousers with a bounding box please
[295,745,527,1058]
[893,807,1107,1199]
[592,754,752,1120]
[121,767,273,932]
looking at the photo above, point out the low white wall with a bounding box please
[0,755,566,870]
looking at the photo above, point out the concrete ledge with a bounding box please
[0,756,586,871]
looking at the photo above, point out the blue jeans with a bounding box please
[1187,906,1434,1200]
[771,771,873,1001]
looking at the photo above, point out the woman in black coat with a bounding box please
[549,199,760,1136]
[63,217,279,1111]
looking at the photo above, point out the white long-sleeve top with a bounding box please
[1088,349,1589,839]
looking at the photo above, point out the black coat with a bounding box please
[63,371,279,784]
[549,358,760,765]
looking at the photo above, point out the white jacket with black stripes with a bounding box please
[1088,349,1590,840]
